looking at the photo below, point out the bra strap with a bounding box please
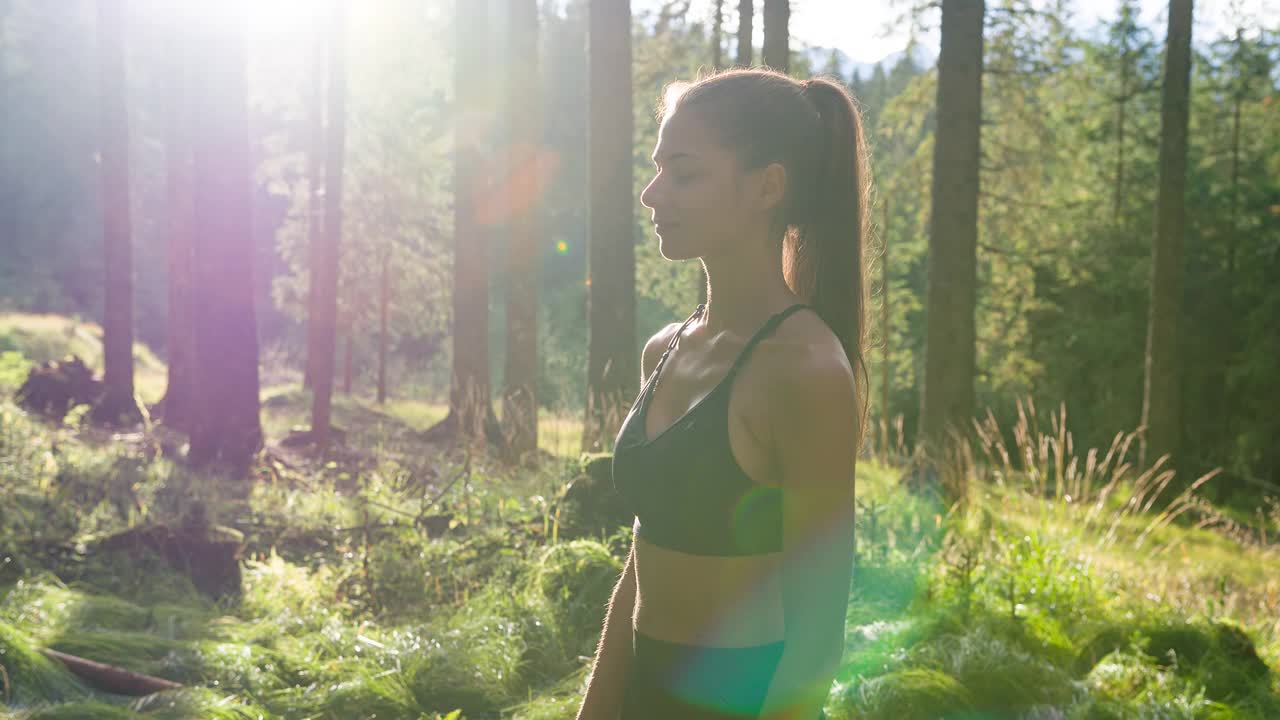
[726,302,813,374]
[665,303,707,352]
[639,303,707,399]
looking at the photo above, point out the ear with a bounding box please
[757,162,787,213]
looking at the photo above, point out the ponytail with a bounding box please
[789,77,872,452]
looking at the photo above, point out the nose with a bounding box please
[640,171,661,211]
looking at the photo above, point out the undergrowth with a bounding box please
[0,322,1276,719]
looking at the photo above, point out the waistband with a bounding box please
[626,628,785,718]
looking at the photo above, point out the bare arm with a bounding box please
[576,326,676,719]
[575,540,637,720]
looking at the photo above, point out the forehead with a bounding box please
[652,106,721,162]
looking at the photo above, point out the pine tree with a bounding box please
[920,0,984,488]
[89,0,144,427]
[582,0,636,453]
[1139,0,1193,478]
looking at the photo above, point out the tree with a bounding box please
[157,1,196,432]
[377,248,391,404]
[425,0,501,452]
[920,0,983,480]
[1105,0,1156,224]
[310,0,347,446]
[0,0,11,256]
[822,47,842,78]
[500,0,543,464]
[762,0,788,72]
[187,0,263,473]
[1140,0,1193,477]
[89,0,143,427]
[582,0,636,453]
[711,0,724,70]
[302,15,327,390]
[736,0,752,66]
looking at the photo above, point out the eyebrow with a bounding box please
[651,151,696,165]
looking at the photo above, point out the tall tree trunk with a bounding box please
[377,249,390,404]
[303,21,327,391]
[502,0,541,465]
[310,0,347,446]
[762,0,788,73]
[920,0,983,481]
[158,1,196,432]
[0,0,11,255]
[583,0,636,454]
[1140,0,1193,478]
[342,311,354,395]
[881,197,891,454]
[736,0,752,66]
[187,0,263,475]
[430,0,496,452]
[1227,26,1243,277]
[1113,35,1128,224]
[91,0,143,427]
[711,0,723,70]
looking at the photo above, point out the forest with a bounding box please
[0,0,1278,718]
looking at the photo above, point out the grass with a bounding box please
[1,312,1278,718]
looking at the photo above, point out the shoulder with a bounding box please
[640,320,682,381]
[759,308,858,459]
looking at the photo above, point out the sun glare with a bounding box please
[248,0,323,37]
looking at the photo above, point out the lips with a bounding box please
[654,221,679,234]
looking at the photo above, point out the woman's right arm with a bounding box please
[574,540,638,720]
[576,325,675,720]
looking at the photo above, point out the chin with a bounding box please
[657,235,701,262]
[659,244,701,262]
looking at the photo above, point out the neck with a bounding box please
[698,237,802,340]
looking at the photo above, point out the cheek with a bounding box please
[684,177,737,217]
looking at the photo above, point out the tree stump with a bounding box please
[557,453,633,538]
[13,355,103,422]
[93,504,244,600]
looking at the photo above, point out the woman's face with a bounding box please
[640,106,759,261]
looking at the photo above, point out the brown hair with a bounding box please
[660,67,872,451]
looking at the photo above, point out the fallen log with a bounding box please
[39,647,182,696]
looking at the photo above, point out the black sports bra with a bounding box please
[611,302,814,557]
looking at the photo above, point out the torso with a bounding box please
[612,302,834,648]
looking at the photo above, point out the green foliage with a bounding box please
[831,667,977,720]
[529,539,620,659]
[0,622,86,706]
[20,701,142,720]
[3,378,1280,717]
[127,687,275,720]
[907,620,1078,714]
[0,352,30,391]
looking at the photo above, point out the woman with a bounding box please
[576,67,869,720]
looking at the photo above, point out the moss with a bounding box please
[1145,623,1214,668]
[1075,626,1127,676]
[833,668,977,720]
[910,621,1076,714]
[1133,620,1273,703]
